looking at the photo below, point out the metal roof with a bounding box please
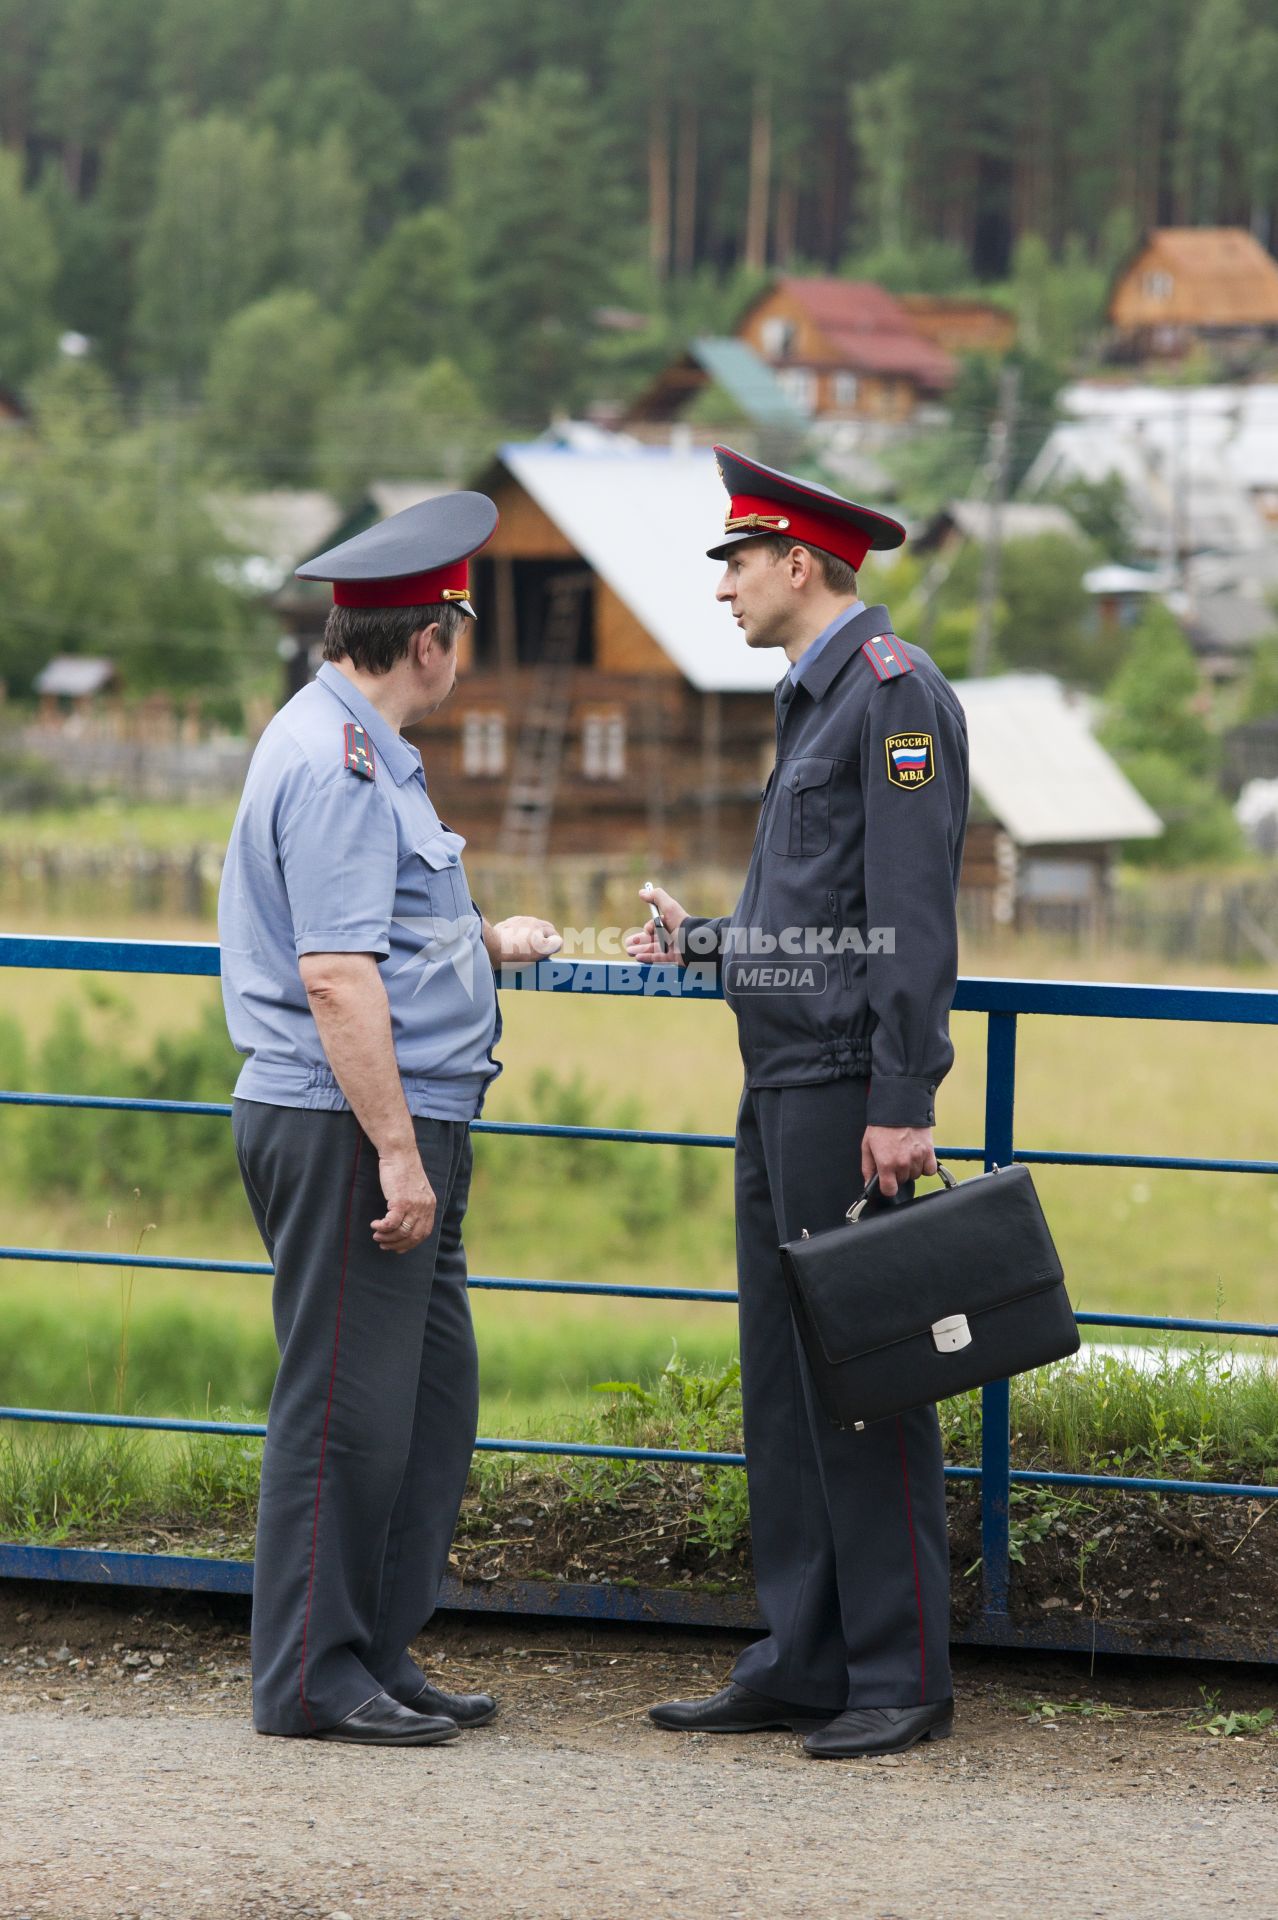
[1022,382,1278,559]
[954,674,1163,847]
[689,338,809,428]
[1083,563,1173,594]
[368,481,451,519]
[206,490,343,578]
[34,655,116,698]
[498,443,792,692]
[919,500,1084,548]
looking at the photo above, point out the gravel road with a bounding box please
[2,1586,1276,1920]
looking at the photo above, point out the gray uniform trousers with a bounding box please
[232,1099,478,1736]
[728,1078,952,1711]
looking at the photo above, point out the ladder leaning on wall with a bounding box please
[495,572,589,863]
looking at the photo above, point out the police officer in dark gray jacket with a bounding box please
[627,448,969,1759]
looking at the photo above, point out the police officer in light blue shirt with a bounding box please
[221,662,501,1122]
[219,492,562,1748]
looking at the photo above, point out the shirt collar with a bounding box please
[789,602,893,704]
[789,600,865,687]
[316,662,424,786]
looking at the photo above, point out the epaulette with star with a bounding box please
[861,633,914,681]
[343,722,376,780]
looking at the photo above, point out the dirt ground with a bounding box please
[1,1581,1276,1920]
[44,1480,1278,1660]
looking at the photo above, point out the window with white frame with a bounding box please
[581,709,626,780]
[761,316,796,360]
[776,366,816,415]
[833,372,859,409]
[461,710,506,776]
[1141,270,1174,301]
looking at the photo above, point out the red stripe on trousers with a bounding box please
[894,1415,927,1704]
[298,1132,363,1729]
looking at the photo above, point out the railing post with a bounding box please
[980,1010,1018,1618]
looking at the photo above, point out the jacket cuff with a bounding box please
[676,915,724,964]
[867,1074,938,1129]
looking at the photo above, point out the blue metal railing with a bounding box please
[1,935,1277,1634]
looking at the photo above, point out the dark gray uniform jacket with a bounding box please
[681,603,969,1129]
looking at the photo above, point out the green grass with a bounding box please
[0,797,237,852]
[2,1344,1274,1552]
[0,1291,738,1427]
[1008,1340,1278,1480]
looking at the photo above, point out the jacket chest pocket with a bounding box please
[768,757,834,857]
[406,827,470,923]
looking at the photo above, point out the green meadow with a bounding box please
[0,911,1275,1444]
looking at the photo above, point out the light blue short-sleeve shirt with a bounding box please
[218,662,500,1121]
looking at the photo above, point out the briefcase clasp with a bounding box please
[931,1313,972,1353]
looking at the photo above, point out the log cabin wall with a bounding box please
[410,465,778,865]
[413,675,772,865]
[737,283,832,366]
[595,581,682,678]
[813,370,916,420]
[897,296,1017,356]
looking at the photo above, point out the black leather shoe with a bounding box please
[405,1679,498,1728]
[648,1682,839,1735]
[803,1698,954,1758]
[310,1690,460,1747]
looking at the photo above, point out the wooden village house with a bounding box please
[274,446,782,869]
[1108,228,1278,360]
[622,280,972,428]
[32,653,119,723]
[731,278,958,421]
[269,449,1160,925]
[895,295,1016,358]
[954,675,1161,935]
[621,336,809,448]
[622,281,1013,435]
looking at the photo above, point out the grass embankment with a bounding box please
[2,1347,1275,1586]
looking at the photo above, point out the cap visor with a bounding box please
[705,530,768,562]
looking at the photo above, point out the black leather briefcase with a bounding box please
[778,1163,1079,1430]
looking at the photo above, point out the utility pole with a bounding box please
[970,363,1021,679]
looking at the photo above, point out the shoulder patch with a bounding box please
[343,721,376,781]
[861,633,914,682]
[885,731,935,788]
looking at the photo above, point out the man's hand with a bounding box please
[484,915,563,966]
[372,1145,438,1253]
[623,884,689,963]
[861,1125,938,1199]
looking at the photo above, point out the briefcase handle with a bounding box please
[846,1161,958,1223]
